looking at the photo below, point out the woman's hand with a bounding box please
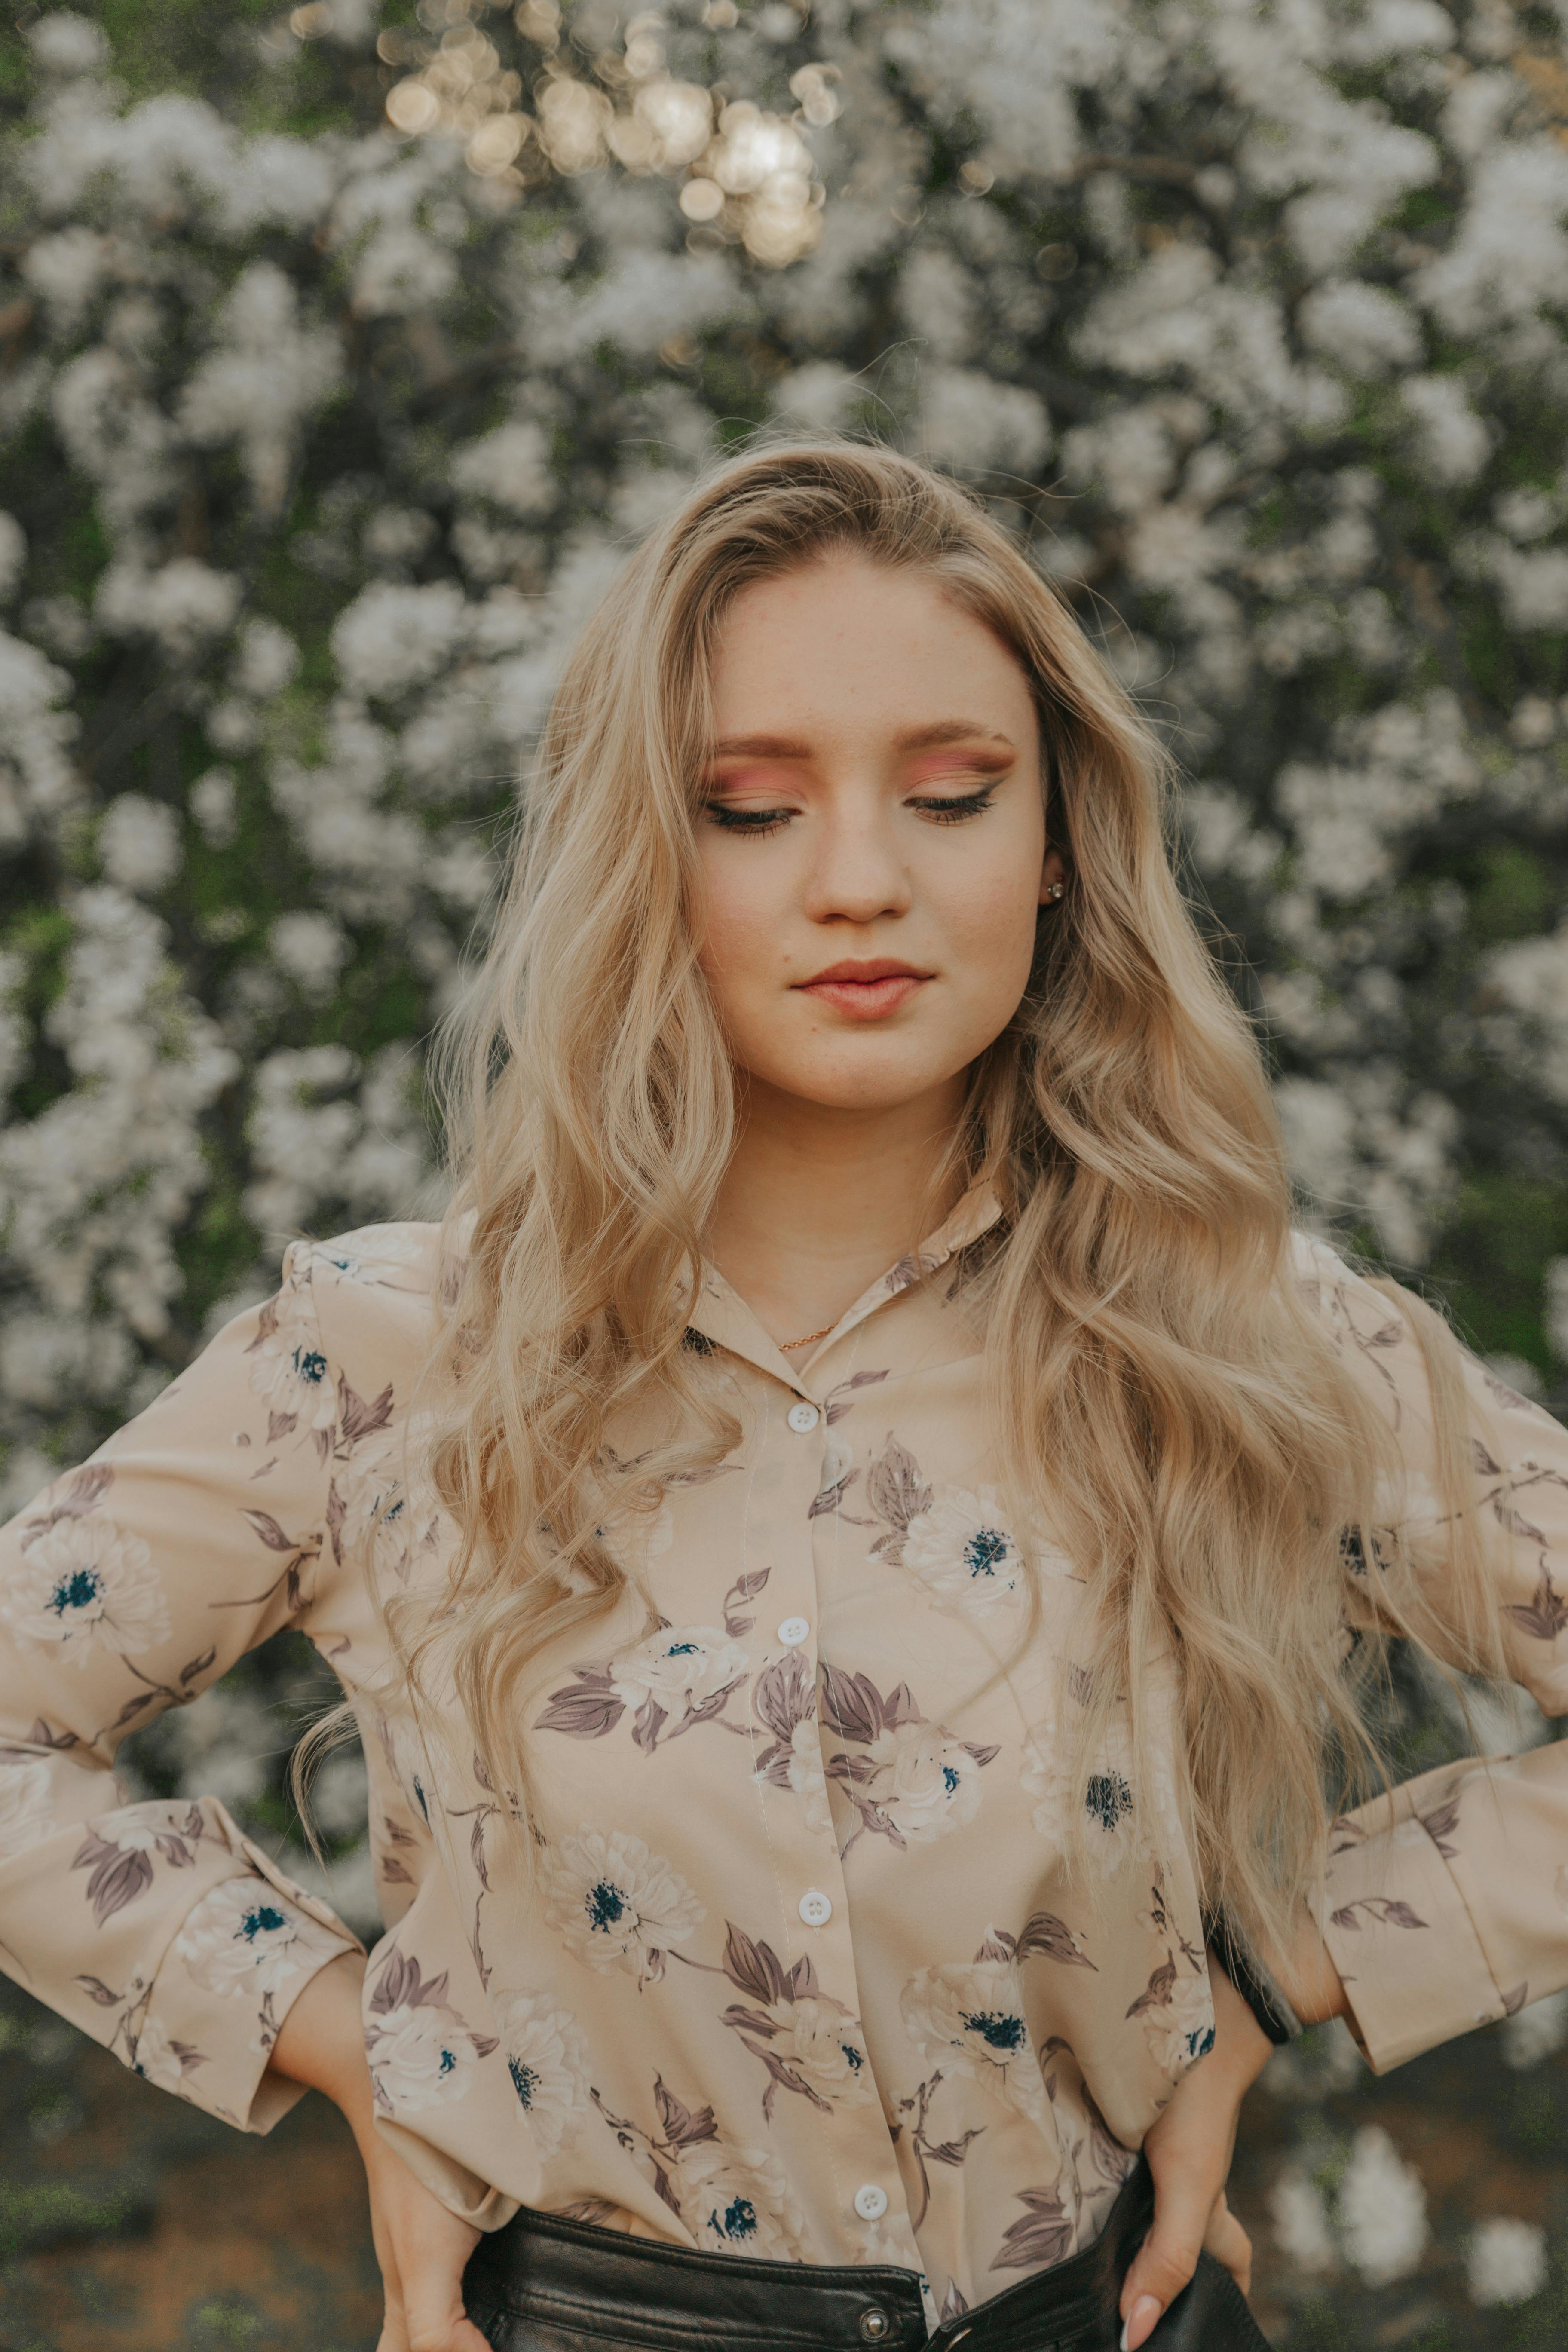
[358,2129,488,2352]
[1116,1956,1274,2352]
[268,1951,489,2352]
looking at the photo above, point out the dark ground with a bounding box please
[1,1972,1564,2351]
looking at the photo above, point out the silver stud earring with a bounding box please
[1046,880,1066,901]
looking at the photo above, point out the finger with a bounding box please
[1119,2186,1214,2349]
[1122,2193,1210,2306]
[404,2320,491,2352]
[402,2273,492,2352]
[1203,2200,1253,2297]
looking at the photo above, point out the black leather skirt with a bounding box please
[462,2156,1272,2351]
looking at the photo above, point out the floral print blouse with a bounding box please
[2,1188,1566,2327]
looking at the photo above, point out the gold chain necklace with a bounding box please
[779,1320,836,1353]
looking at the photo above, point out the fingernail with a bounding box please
[1125,2296,1162,2350]
[1118,2325,1130,2352]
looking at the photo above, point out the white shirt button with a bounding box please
[798,1888,833,1927]
[853,2183,889,2222]
[776,1615,810,1648]
[787,1400,820,1433]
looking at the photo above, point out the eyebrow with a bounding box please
[708,720,1017,759]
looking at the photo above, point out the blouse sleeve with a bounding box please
[1305,1238,1568,2073]
[0,1239,364,2133]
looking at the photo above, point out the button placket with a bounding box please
[741,1369,922,2281]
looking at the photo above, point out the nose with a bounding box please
[800,794,913,927]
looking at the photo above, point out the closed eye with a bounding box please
[701,781,1000,835]
[702,803,796,836]
[907,786,997,824]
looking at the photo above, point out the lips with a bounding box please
[805,960,928,985]
[794,960,932,1021]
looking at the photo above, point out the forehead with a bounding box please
[709,554,1037,743]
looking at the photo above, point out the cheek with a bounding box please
[691,844,787,1009]
[931,848,1043,998]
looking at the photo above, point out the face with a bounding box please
[692,550,1063,1124]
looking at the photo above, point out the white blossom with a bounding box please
[367,2001,487,2112]
[1501,1986,1568,2069]
[130,2013,203,2094]
[542,1826,704,1978]
[175,1875,342,1999]
[190,767,238,846]
[27,13,110,78]
[916,365,1049,476]
[95,557,242,662]
[673,2135,807,2259]
[898,1488,1026,1616]
[1399,374,1491,486]
[606,1626,749,1713]
[351,224,459,319]
[860,1719,984,1843]
[1141,1972,1216,2077]
[495,1990,591,2158]
[1415,141,1568,332]
[330,580,466,701]
[1467,2217,1548,2308]
[899,1958,1047,2125]
[180,262,341,516]
[271,912,351,998]
[451,422,556,518]
[1298,280,1421,377]
[0,628,78,820]
[758,1995,874,2106]
[243,1044,362,1237]
[99,794,180,894]
[232,618,300,701]
[1268,2167,1337,2275]
[0,1511,170,1664]
[1334,2126,1428,2288]
[22,227,109,328]
[243,1243,337,1431]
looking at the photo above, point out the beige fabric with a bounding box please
[1,1197,1565,2325]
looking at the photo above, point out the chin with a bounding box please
[767,1057,964,1114]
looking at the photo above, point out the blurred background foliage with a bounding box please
[2,0,1568,2341]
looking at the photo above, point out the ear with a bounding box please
[1039,842,1068,907]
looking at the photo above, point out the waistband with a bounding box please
[463,2155,1165,2352]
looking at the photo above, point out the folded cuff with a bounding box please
[1319,1773,1506,2074]
[0,1795,362,2135]
[137,1820,364,2132]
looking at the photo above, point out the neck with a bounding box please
[704,1075,968,1349]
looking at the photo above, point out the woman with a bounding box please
[2,441,1565,2352]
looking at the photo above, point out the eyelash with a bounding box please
[917,787,998,825]
[703,785,998,837]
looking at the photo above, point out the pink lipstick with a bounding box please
[794,959,931,1020]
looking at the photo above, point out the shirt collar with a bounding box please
[684,1179,1005,1394]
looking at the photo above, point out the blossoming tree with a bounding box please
[1,0,1567,2322]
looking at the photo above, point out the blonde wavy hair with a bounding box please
[369,438,1504,1962]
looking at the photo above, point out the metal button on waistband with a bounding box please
[852,2182,888,2220]
[858,2310,890,2343]
[777,1615,810,1647]
[798,1887,833,1926]
[787,1400,820,1433]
